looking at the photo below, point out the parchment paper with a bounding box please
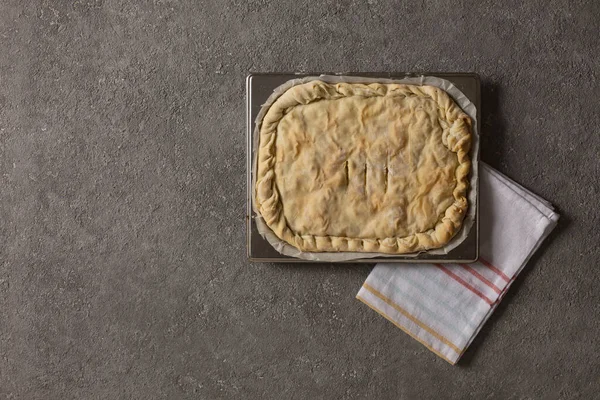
[252,75,479,261]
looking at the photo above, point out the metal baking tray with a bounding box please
[246,72,480,263]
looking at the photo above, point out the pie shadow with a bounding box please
[479,80,506,170]
[265,261,374,276]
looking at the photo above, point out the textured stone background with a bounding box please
[1,1,599,399]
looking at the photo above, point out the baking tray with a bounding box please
[246,72,480,263]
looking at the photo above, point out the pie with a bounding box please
[255,80,472,254]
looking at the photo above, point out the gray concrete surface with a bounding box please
[1,0,599,399]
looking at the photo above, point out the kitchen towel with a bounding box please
[356,162,559,364]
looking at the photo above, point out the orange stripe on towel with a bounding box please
[356,295,457,365]
[362,283,462,355]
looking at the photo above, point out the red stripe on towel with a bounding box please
[479,258,511,282]
[435,264,494,306]
[458,264,503,294]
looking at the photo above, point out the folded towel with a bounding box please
[356,163,559,364]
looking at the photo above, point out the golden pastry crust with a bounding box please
[255,80,471,254]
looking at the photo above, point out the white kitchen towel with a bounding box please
[356,162,559,364]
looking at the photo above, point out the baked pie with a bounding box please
[255,80,472,254]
